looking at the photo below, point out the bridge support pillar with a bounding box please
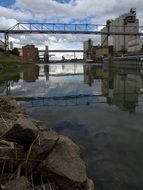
[4,33,9,52]
[44,45,49,63]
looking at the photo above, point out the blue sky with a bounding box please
[0,0,15,7]
[0,0,143,59]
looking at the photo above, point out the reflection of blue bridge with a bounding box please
[15,95,107,107]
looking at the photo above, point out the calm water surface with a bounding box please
[0,62,143,190]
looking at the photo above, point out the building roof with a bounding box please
[22,44,35,48]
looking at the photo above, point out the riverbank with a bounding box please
[0,52,36,74]
[0,97,94,190]
[0,52,35,65]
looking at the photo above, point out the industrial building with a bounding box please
[22,45,39,61]
[101,8,139,52]
[127,38,143,52]
[83,39,109,61]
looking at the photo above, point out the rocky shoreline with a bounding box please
[0,97,94,190]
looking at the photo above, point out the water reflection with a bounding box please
[84,65,103,86]
[0,62,143,189]
[102,69,141,113]
[0,63,143,114]
[23,65,39,82]
[84,64,143,113]
[0,73,20,95]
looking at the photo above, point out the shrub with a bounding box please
[11,48,20,56]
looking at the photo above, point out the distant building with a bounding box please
[83,39,93,60]
[101,8,139,52]
[22,45,39,61]
[9,41,13,50]
[18,48,23,57]
[0,40,5,50]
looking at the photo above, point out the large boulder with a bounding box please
[5,176,32,190]
[39,135,87,184]
[29,130,59,162]
[34,183,57,190]
[3,116,39,145]
[84,178,95,190]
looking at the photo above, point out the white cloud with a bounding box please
[0,16,18,29]
[0,6,32,20]
[14,0,143,25]
[1,0,143,58]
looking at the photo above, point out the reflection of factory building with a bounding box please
[22,45,39,61]
[84,65,104,86]
[102,70,141,113]
[38,64,49,81]
[101,8,139,52]
[44,65,49,80]
[23,65,39,82]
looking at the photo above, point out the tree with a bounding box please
[11,48,20,56]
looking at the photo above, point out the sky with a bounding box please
[0,0,143,59]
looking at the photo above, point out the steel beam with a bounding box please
[0,30,143,36]
[39,50,84,53]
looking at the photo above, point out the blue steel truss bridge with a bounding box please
[1,22,143,35]
[1,22,143,50]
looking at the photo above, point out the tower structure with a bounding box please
[101,8,139,52]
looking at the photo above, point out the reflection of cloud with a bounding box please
[10,84,22,90]
[3,64,101,97]
[49,64,83,74]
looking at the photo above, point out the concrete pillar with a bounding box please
[4,33,9,52]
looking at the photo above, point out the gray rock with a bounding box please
[40,135,87,184]
[29,130,59,161]
[30,118,47,131]
[34,183,57,190]
[5,176,32,190]
[84,178,95,190]
[3,116,39,145]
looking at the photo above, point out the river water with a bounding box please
[0,62,143,190]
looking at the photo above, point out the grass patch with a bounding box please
[0,52,35,65]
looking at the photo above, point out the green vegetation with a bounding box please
[11,48,20,56]
[0,51,34,65]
